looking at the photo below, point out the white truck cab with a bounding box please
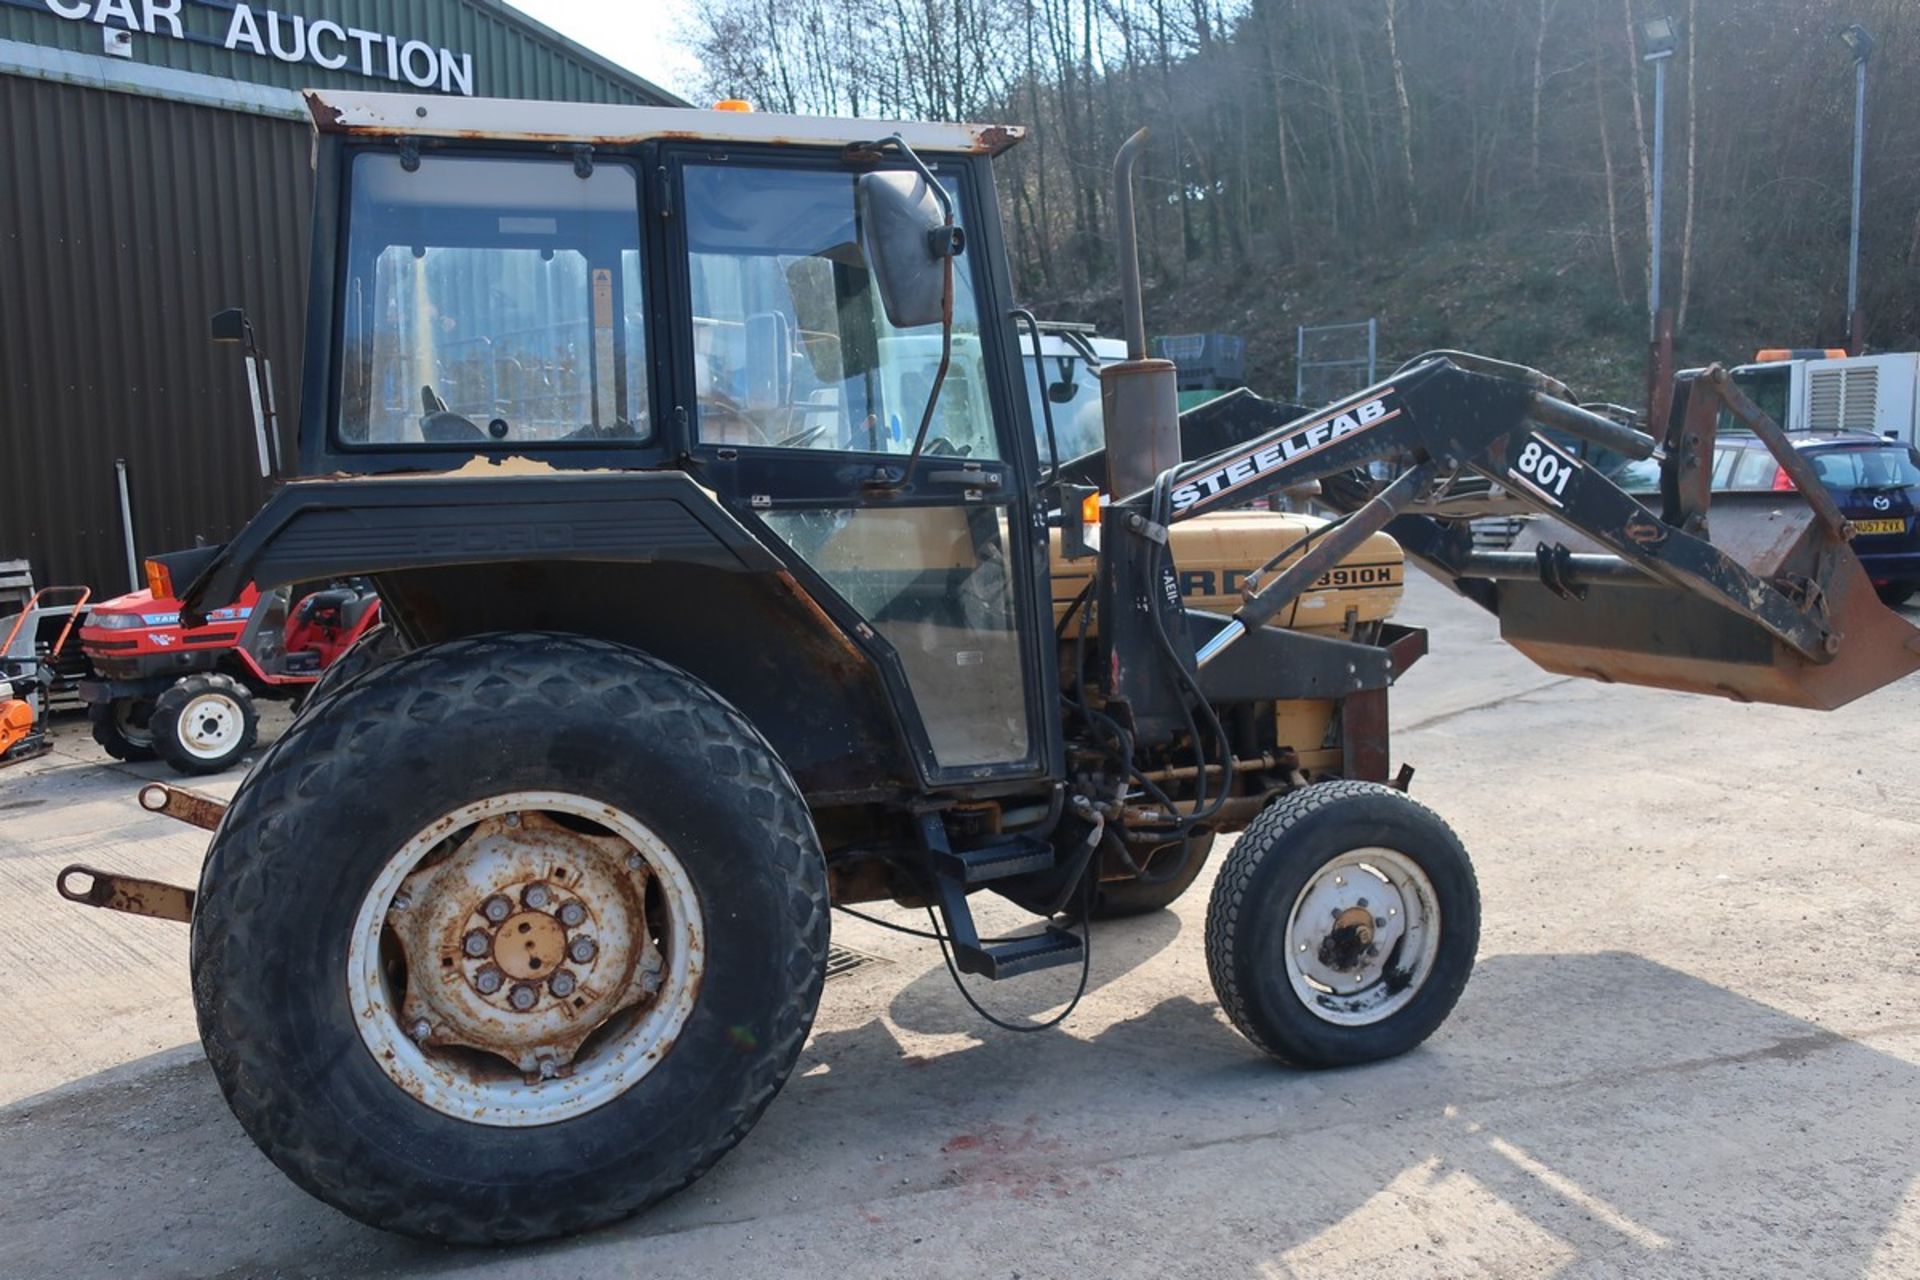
[1725,348,1920,444]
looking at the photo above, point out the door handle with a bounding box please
[924,467,1003,489]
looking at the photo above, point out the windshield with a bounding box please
[1022,340,1115,464]
[1806,444,1920,491]
[1717,365,1790,435]
[680,163,998,459]
[336,152,649,448]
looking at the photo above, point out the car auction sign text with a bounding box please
[43,1,476,95]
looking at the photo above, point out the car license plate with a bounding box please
[1854,517,1907,535]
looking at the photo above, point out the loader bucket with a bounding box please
[1496,495,1920,710]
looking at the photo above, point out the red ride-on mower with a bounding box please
[77,579,380,774]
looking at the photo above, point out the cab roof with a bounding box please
[304,90,1026,158]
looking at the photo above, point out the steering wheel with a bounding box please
[418,385,485,443]
[772,422,830,450]
[922,435,972,458]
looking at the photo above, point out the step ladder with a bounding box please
[917,813,1083,980]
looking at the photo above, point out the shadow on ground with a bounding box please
[2,951,1913,1278]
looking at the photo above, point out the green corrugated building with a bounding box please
[0,0,683,593]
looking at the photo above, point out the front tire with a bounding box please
[191,633,828,1243]
[1205,781,1478,1067]
[151,673,258,775]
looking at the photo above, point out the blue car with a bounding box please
[1710,431,1920,606]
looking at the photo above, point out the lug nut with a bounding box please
[504,813,521,829]
[549,969,577,997]
[625,853,643,871]
[474,966,505,994]
[462,929,490,957]
[409,1018,431,1042]
[523,882,552,909]
[390,892,411,913]
[537,1057,559,1080]
[482,895,512,923]
[558,901,586,927]
[509,984,539,1011]
[569,936,597,964]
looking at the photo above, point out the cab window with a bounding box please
[680,163,1000,460]
[337,152,649,448]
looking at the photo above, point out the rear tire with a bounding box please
[1876,582,1917,608]
[88,698,157,762]
[151,673,258,775]
[1205,781,1478,1067]
[191,632,828,1244]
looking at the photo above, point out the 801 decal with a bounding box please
[1509,434,1578,504]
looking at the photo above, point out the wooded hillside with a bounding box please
[692,1,1920,402]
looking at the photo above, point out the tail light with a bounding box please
[1771,467,1797,492]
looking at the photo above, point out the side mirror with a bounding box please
[743,311,791,412]
[210,307,252,347]
[856,170,963,330]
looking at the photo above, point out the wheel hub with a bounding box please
[179,694,241,755]
[386,811,664,1077]
[1283,847,1439,1027]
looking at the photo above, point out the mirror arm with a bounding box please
[885,251,954,491]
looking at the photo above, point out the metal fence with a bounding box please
[1295,319,1378,406]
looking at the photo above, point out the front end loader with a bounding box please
[54,91,1920,1245]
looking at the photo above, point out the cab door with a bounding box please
[664,150,1055,784]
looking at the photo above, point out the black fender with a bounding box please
[170,470,782,620]
[164,471,917,803]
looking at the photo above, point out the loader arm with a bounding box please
[1107,354,1920,712]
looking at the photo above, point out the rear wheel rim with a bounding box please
[114,701,154,748]
[1283,847,1440,1027]
[346,791,704,1127]
[173,692,243,759]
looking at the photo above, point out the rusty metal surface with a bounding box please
[1669,376,1721,534]
[1497,545,1920,710]
[1340,688,1392,783]
[304,90,1025,155]
[389,810,659,1077]
[137,783,228,832]
[55,865,194,925]
[345,791,706,1127]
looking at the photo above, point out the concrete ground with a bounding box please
[2,574,1917,1278]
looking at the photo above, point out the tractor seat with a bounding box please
[297,588,358,626]
[337,592,379,633]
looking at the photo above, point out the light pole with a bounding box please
[1841,23,1874,353]
[1640,16,1677,424]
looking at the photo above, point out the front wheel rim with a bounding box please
[1283,847,1441,1027]
[346,791,705,1127]
[174,692,243,758]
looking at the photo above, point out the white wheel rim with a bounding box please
[347,791,704,1127]
[1283,847,1441,1027]
[175,692,243,759]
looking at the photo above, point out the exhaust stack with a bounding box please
[1100,130,1181,499]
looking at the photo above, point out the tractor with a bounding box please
[57,90,1920,1245]
[77,578,381,774]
